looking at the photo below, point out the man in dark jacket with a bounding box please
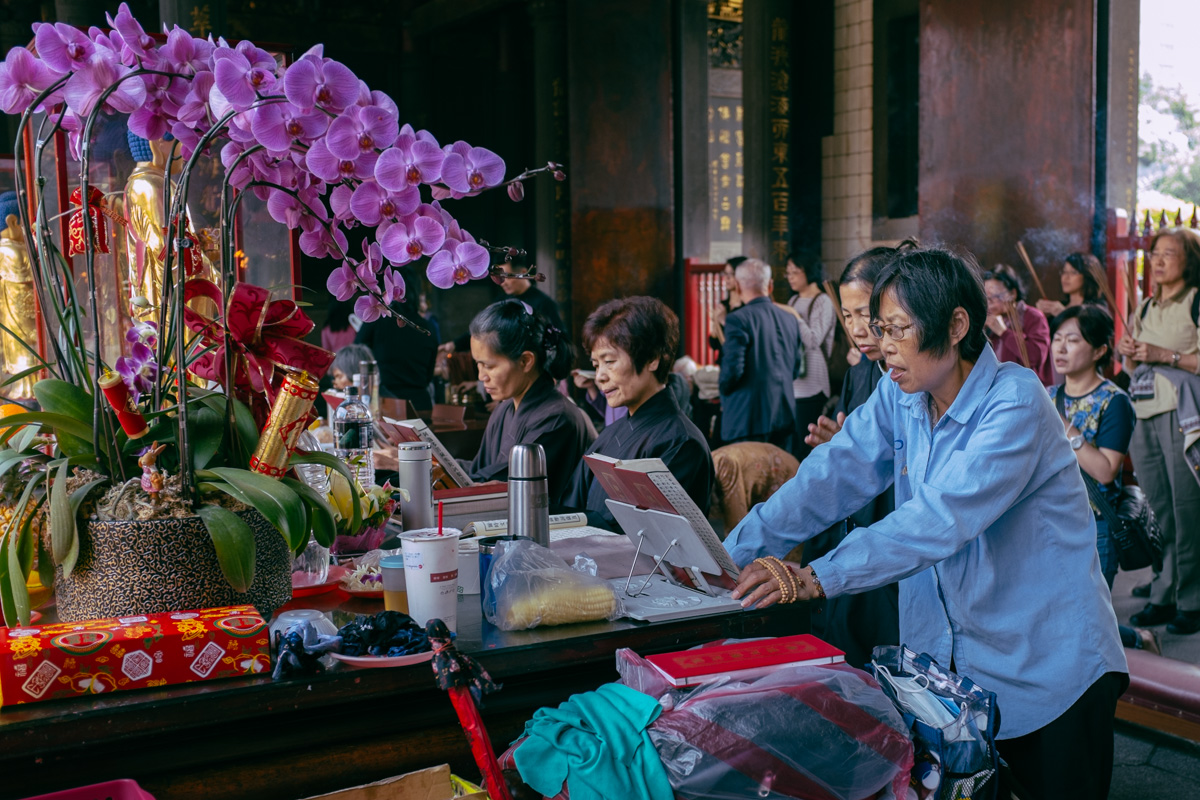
[718,258,801,448]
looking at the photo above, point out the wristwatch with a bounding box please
[1172,351,1182,367]
[1070,434,1084,451]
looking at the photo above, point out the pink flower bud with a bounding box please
[552,170,566,181]
[506,181,525,202]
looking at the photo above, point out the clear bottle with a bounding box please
[359,359,381,419]
[333,385,375,488]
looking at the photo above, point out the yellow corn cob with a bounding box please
[502,569,618,629]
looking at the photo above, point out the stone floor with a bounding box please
[1108,566,1200,796]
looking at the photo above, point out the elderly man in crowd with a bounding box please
[718,258,803,449]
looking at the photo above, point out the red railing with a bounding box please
[684,259,726,366]
[1105,207,1200,343]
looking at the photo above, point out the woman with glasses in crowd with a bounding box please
[1117,227,1200,635]
[983,263,1054,385]
[726,246,1125,800]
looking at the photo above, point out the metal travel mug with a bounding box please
[507,443,550,547]
[396,441,434,530]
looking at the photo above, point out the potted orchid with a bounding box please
[0,5,562,625]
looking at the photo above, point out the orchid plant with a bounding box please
[0,6,563,625]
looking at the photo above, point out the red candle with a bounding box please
[98,372,149,439]
[437,500,444,536]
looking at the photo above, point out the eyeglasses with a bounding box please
[985,292,1012,302]
[869,322,916,341]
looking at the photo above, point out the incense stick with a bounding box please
[1015,241,1047,298]
[1006,304,1032,369]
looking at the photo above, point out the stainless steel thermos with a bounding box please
[507,443,550,546]
[396,441,434,530]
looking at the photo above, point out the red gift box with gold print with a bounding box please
[0,605,270,707]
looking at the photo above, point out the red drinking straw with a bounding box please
[438,500,444,535]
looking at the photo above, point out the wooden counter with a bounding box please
[0,594,804,800]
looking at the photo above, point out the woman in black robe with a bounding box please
[563,297,714,529]
[464,299,595,506]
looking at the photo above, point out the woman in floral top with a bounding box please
[1050,305,1155,652]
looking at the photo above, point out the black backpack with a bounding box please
[1138,287,1200,326]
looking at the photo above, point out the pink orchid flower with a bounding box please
[283,55,358,113]
[0,47,60,115]
[349,180,420,227]
[426,239,490,289]
[378,217,446,266]
[326,104,398,161]
[374,133,445,191]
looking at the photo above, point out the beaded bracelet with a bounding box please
[753,556,804,604]
[809,566,826,599]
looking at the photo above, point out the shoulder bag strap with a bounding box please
[1057,386,1123,530]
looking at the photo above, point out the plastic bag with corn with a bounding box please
[483,538,623,630]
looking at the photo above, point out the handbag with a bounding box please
[871,645,1000,800]
[1055,388,1164,573]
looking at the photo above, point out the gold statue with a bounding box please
[124,133,217,323]
[0,193,38,399]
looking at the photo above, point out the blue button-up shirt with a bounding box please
[726,345,1126,738]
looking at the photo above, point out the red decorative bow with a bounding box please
[67,186,110,256]
[183,280,334,406]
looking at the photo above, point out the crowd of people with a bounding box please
[317,228,1200,800]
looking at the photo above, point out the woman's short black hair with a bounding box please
[469,299,572,381]
[982,263,1025,303]
[582,296,678,384]
[870,247,989,362]
[840,238,918,288]
[1062,252,1105,304]
[1051,304,1114,372]
[332,343,375,380]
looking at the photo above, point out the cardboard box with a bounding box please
[0,605,270,707]
[301,765,487,800]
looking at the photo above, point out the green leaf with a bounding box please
[0,549,16,627]
[10,422,42,453]
[0,411,92,441]
[33,379,100,459]
[49,459,72,566]
[1,363,52,389]
[59,476,107,578]
[0,449,31,477]
[290,451,363,533]
[282,477,336,549]
[6,533,30,625]
[197,504,256,593]
[189,405,224,470]
[198,468,306,552]
[16,496,43,574]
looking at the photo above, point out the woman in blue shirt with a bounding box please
[725,247,1126,800]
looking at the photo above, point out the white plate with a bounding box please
[328,650,434,668]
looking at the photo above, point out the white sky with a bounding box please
[1140,0,1200,102]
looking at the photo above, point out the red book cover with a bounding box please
[434,482,507,501]
[644,634,845,687]
[583,454,637,506]
[616,469,674,513]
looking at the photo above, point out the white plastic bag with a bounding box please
[483,539,622,630]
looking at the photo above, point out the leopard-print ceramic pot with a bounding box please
[54,510,292,622]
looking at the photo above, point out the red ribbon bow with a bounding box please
[183,279,334,405]
[67,186,110,256]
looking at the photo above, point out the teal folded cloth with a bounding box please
[513,682,673,800]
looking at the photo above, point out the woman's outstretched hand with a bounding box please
[805,412,845,448]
